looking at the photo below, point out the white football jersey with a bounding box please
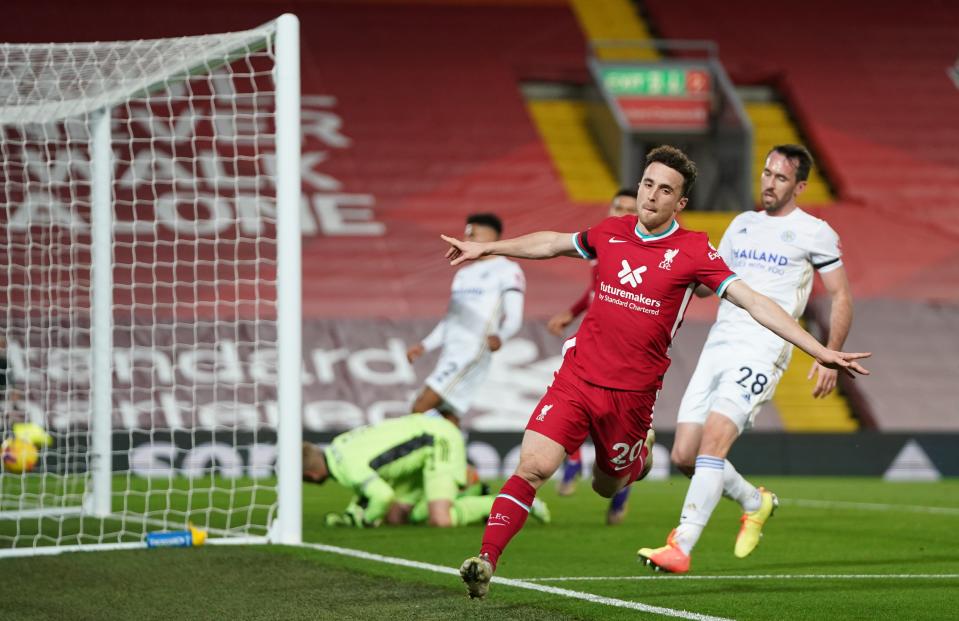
[439,257,526,352]
[705,208,842,364]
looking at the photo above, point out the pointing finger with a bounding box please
[849,361,870,375]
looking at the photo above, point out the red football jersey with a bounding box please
[567,216,739,391]
[568,262,599,317]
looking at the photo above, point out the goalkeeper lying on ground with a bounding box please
[303,414,549,528]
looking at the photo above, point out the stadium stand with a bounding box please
[3,0,956,431]
[527,99,619,203]
[568,0,658,61]
[644,0,959,234]
[535,1,857,430]
[644,0,959,430]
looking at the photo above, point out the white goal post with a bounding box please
[0,14,301,556]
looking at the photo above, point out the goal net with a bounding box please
[0,14,302,556]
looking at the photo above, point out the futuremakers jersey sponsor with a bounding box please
[598,281,662,314]
[568,216,738,391]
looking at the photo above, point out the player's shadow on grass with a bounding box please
[742,554,957,572]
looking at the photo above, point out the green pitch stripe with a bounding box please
[519,574,959,582]
[780,498,959,515]
[303,542,733,621]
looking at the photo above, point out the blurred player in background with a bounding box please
[445,145,869,599]
[638,144,854,574]
[407,213,525,424]
[302,413,549,528]
[547,189,639,526]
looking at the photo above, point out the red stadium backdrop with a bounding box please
[0,4,597,434]
[1,1,957,434]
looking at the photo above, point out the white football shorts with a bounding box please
[424,348,491,417]
[676,344,784,432]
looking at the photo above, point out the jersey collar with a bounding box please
[634,219,679,242]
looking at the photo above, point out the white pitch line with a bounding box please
[780,498,959,515]
[519,574,959,582]
[302,542,734,621]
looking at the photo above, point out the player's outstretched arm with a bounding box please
[409,319,446,363]
[722,280,870,378]
[808,266,855,397]
[441,231,578,266]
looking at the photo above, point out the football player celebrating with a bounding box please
[638,144,854,573]
[446,145,869,599]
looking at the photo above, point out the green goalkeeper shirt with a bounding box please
[324,414,467,522]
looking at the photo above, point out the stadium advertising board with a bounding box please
[599,65,711,131]
[44,431,959,479]
[2,320,563,432]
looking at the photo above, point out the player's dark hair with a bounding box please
[767,144,814,182]
[614,188,636,200]
[466,213,503,236]
[645,145,697,197]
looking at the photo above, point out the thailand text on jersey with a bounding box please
[708,208,842,362]
[568,216,738,391]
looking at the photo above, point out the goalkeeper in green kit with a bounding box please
[303,414,550,528]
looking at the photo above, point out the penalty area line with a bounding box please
[301,542,734,621]
[519,573,959,582]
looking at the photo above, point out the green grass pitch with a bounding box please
[2,476,957,620]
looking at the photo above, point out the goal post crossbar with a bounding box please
[0,23,276,124]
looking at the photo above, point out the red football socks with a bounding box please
[479,475,536,569]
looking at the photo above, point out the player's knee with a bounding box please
[698,427,737,458]
[591,478,620,498]
[670,446,695,475]
[590,467,624,498]
[514,461,553,488]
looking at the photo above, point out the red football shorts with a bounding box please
[526,366,655,484]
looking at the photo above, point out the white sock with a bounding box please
[674,455,725,555]
[722,460,762,513]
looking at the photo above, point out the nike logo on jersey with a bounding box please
[737,227,748,234]
[609,237,628,244]
[612,463,632,471]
